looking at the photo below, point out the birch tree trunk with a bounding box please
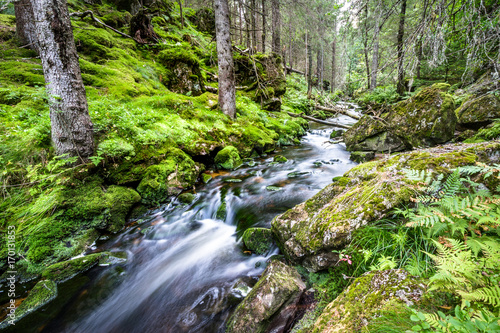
[396,0,407,95]
[271,0,280,53]
[214,0,236,119]
[14,0,39,52]
[31,0,95,159]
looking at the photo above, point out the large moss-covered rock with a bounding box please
[158,47,205,96]
[227,260,306,333]
[344,83,456,152]
[41,252,106,283]
[214,145,242,170]
[272,141,500,271]
[137,148,201,204]
[312,269,425,332]
[242,228,274,255]
[457,94,500,128]
[0,280,57,327]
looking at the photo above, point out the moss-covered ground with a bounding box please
[0,1,307,282]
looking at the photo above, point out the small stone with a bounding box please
[349,151,375,163]
[242,228,275,255]
[273,155,288,163]
[178,193,196,204]
[330,129,345,139]
[287,171,310,178]
[202,173,212,184]
[266,186,283,191]
[313,161,322,167]
[224,178,243,183]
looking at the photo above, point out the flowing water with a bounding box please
[21,113,358,333]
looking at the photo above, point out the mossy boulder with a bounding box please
[349,151,375,163]
[214,146,242,170]
[344,83,457,152]
[137,148,201,204]
[311,269,425,332]
[41,252,106,283]
[242,228,274,255]
[178,192,196,204]
[226,260,306,333]
[157,47,205,96]
[456,94,500,128]
[274,155,288,163]
[272,141,500,271]
[0,280,57,327]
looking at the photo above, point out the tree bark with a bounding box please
[261,0,266,52]
[178,0,184,28]
[214,0,236,119]
[363,3,371,90]
[271,0,280,53]
[251,0,257,51]
[416,0,429,80]
[307,40,313,98]
[396,0,407,95]
[331,36,336,92]
[14,0,39,52]
[370,9,381,90]
[314,104,360,120]
[316,47,323,91]
[31,0,94,159]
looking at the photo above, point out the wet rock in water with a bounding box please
[228,278,253,304]
[224,178,243,183]
[215,146,243,170]
[202,173,212,184]
[322,159,340,164]
[312,269,425,332]
[287,171,310,178]
[243,158,257,167]
[0,280,58,327]
[313,161,323,167]
[330,129,344,139]
[274,155,288,163]
[266,186,283,191]
[99,251,128,265]
[272,141,500,271]
[41,252,108,283]
[140,226,154,235]
[137,148,201,205]
[226,260,306,333]
[242,228,275,255]
[349,151,375,163]
[456,94,500,129]
[178,193,196,204]
[344,83,456,152]
[216,202,227,220]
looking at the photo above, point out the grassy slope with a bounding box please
[0,2,307,277]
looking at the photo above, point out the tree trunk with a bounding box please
[14,0,39,52]
[370,12,381,90]
[396,0,407,95]
[178,0,184,28]
[31,0,94,159]
[271,0,280,53]
[416,0,428,80]
[251,0,257,51]
[316,47,323,91]
[288,18,293,69]
[307,41,313,98]
[261,0,266,52]
[363,3,371,90]
[238,0,243,45]
[214,0,236,119]
[305,31,308,79]
[331,36,336,92]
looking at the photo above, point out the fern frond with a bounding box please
[460,285,500,308]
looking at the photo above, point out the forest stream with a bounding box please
[25,111,358,333]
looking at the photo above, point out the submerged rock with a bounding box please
[178,192,196,204]
[312,269,425,332]
[272,141,500,271]
[274,155,288,163]
[215,146,243,170]
[242,228,275,255]
[457,93,500,129]
[344,83,456,152]
[226,260,306,333]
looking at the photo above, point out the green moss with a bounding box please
[41,252,104,283]
[10,280,57,324]
[178,192,195,204]
[242,228,274,255]
[215,146,242,170]
[137,148,199,205]
[273,155,288,163]
[350,151,375,163]
[202,173,212,183]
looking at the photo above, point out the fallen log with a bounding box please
[285,67,305,75]
[70,11,135,40]
[314,104,360,120]
[287,112,351,129]
[204,85,217,93]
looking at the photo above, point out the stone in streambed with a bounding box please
[266,186,283,191]
[226,260,306,333]
[330,129,344,139]
[273,155,288,163]
[178,193,196,204]
[202,173,212,184]
[287,171,310,178]
[215,146,242,170]
[242,228,275,255]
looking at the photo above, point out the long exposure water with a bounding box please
[15,113,359,333]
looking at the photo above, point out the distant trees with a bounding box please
[14,0,38,52]
[30,0,95,159]
[214,0,236,119]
